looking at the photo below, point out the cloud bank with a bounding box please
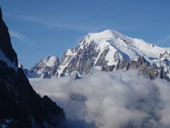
[30,70,170,128]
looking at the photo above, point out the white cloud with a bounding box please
[6,13,106,32]
[9,30,25,41]
[30,70,170,128]
[157,34,170,44]
[9,30,36,48]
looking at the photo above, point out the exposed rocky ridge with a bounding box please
[28,30,170,81]
[0,8,65,128]
[102,56,170,81]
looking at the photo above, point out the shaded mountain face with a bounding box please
[0,8,65,128]
[29,30,170,81]
[0,8,18,67]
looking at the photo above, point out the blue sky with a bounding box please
[1,0,170,68]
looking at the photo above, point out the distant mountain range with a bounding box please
[25,30,170,81]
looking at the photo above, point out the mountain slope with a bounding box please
[0,8,65,128]
[29,30,170,80]
[30,56,60,78]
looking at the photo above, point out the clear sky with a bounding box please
[1,0,170,68]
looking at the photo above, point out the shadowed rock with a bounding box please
[0,8,65,128]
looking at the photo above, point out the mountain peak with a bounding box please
[44,56,59,67]
[100,29,126,37]
[96,29,116,36]
[80,29,133,50]
[30,55,60,78]
[28,29,170,80]
[86,29,128,41]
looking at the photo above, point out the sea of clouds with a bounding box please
[29,70,170,128]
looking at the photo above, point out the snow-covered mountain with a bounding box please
[30,56,60,78]
[29,30,170,80]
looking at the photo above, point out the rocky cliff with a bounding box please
[0,8,65,128]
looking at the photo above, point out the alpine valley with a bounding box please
[26,30,170,81]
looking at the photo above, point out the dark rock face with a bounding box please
[0,8,65,128]
[95,48,109,67]
[0,8,18,66]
